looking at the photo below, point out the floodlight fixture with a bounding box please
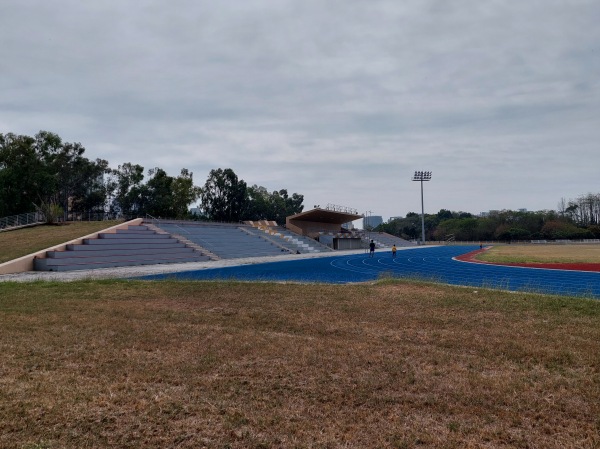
[412,171,432,181]
[411,170,433,244]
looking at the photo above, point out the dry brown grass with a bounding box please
[0,221,123,264]
[1,280,599,448]
[478,244,600,264]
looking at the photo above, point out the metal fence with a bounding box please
[0,212,44,231]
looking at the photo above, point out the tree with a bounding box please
[110,163,145,217]
[436,209,453,220]
[171,169,202,219]
[0,131,108,219]
[246,185,272,220]
[269,189,304,225]
[244,186,303,224]
[200,168,248,222]
[143,168,174,217]
[541,221,593,240]
[0,133,45,216]
[109,166,201,219]
[70,158,112,218]
[379,215,421,240]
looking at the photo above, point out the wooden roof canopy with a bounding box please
[287,208,362,225]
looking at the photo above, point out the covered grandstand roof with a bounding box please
[287,208,362,225]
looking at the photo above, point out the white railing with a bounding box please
[0,212,44,231]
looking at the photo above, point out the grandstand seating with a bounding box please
[34,225,210,271]
[249,224,334,254]
[153,222,295,259]
[31,220,410,272]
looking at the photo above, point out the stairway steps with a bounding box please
[34,254,210,272]
[82,238,179,245]
[98,233,172,239]
[34,224,206,272]
[47,247,196,258]
[37,252,206,267]
[67,242,186,254]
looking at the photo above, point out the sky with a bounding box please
[2,0,599,222]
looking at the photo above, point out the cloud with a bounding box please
[1,0,599,219]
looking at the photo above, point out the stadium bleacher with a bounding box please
[153,222,294,259]
[248,223,333,254]
[31,218,412,272]
[34,225,210,271]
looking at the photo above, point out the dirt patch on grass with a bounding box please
[1,280,599,448]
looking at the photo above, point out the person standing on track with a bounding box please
[369,240,375,258]
[392,244,397,258]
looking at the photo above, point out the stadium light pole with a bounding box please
[412,171,432,245]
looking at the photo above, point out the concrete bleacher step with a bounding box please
[47,247,196,258]
[36,252,208,267]
[82,237,178,245]
[34,224,206,272]
[66,243,187,251]
[153,223,293,260]
[97,233,172,239]
[252,226,331,254]
[34,254,210,272]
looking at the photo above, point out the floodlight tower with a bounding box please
[412,171,432,245]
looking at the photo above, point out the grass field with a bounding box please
[0,221,124,264]
[477,244,600,264]
[1,280,599,448]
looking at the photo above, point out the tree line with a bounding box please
[377,205,600,242]
[0,131,303,224]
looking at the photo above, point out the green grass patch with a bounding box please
[0,221,124,264]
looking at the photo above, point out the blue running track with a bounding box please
[138,246,600,299]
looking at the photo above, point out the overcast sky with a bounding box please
[2,0,599,221]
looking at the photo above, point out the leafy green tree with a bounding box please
[109,165,201,219]
[245,185,304,224]
[246,185,272,220]
[110,163,145,217]
[436,209,453,220]
[171,169,202,219]
[0,131,109,218]
[200,168,248,222]
[269,189,303,224]
[587,225,600,238]
[379,215,421,240]
[0,133,45,216]
[71,158,113,218]
[143,168,174,217]
[496,227,531,241]
[433,217,478,241]
[541,221,593,240]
